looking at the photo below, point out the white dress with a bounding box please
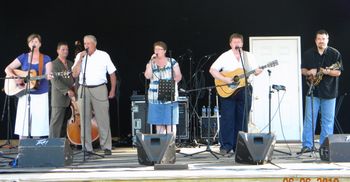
[14,93,49,136]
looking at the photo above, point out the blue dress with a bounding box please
[147,58,179,125]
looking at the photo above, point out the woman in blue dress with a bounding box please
[144,41,182,135]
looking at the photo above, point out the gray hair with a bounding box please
[84,35,97,45]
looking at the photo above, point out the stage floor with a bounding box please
[1,140,350,181]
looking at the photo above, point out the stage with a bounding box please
[1,140,350,181]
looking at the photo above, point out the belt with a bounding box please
[82,83,105,88]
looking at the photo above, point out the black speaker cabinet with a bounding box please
[320,134,350,162]
[136,133,176,166]
[200,116,219,139]
[130,95,189,140]
[18,138,73,168]
[235,132,276,165]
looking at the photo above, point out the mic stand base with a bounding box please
[274,149,292,156]
[183,139,224,159]
[72,148,104,160]
[0,141,16,149]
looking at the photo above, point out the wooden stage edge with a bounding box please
[1,140,350,181]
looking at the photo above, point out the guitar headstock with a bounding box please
[329,62,341,70]
[267,60,279,67]
[53,71,71,78]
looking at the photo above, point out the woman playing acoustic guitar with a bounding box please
[4,33,52,139]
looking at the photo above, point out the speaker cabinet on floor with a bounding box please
[130,94,189,140]
[235,131,276,165]
[200,116,219,139]
[136,133,176,166]
[18,138,73,168]
[319,134,350,162]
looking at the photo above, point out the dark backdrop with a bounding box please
[1,0,349,139]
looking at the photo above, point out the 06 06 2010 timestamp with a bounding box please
[283,177,340,182]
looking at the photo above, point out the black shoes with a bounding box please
[104,149,112,156]
[220,148,233,156]
[298,146,312,154]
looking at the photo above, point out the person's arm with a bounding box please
[5,58,21,77]
[72,51,86,78]
[108,72,117,99]
[173,64,182,83]
[320,68,341,77]
[45,62,53,80]
[5,58,24,85]
[209,67,232,84]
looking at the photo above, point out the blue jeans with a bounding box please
[302,96,336,148]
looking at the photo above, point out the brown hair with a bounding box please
[315,29,329,38]
[27,33,42,44]
[229,33,243,43]
[153,41,167,50]
[57,41,68,50]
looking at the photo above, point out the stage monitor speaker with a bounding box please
[235,131,276,165]
[319,134,350,162]
[136,133,176,166]
[18,138,73,168]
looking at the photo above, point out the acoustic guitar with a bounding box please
[215,60,278,98]
[4,69,71,97]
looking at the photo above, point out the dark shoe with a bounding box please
[104,149,112,155]
[299,147,312,154]
[219,148,230,155]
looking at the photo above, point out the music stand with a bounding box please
[158,79,175,102]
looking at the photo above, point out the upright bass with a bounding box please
[66,97,99,145]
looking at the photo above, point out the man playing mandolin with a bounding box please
[209,33,262,155]
[299,29,343,154]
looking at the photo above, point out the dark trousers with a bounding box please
[219,86,252,152]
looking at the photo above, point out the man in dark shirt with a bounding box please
[300,29,343,153]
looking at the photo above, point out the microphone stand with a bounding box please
[299,82,317,157]
[25,46,35,138]
[79,50,103,161]
[188,54,215,146]
[267,70,291,155]
[0,95,15,149]
[183,85,224,159]
[237,48,249,133]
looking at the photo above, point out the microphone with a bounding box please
[272,84,286,91]
[235,46,242,50]
[85,48,89,53]
[151,53,158,60]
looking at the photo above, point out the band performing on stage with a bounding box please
[1,29,344,167]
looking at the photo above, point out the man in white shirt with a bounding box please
[209,33,262,155]
[72,35,117,156]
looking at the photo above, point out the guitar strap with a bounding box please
[38,54,44,76]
